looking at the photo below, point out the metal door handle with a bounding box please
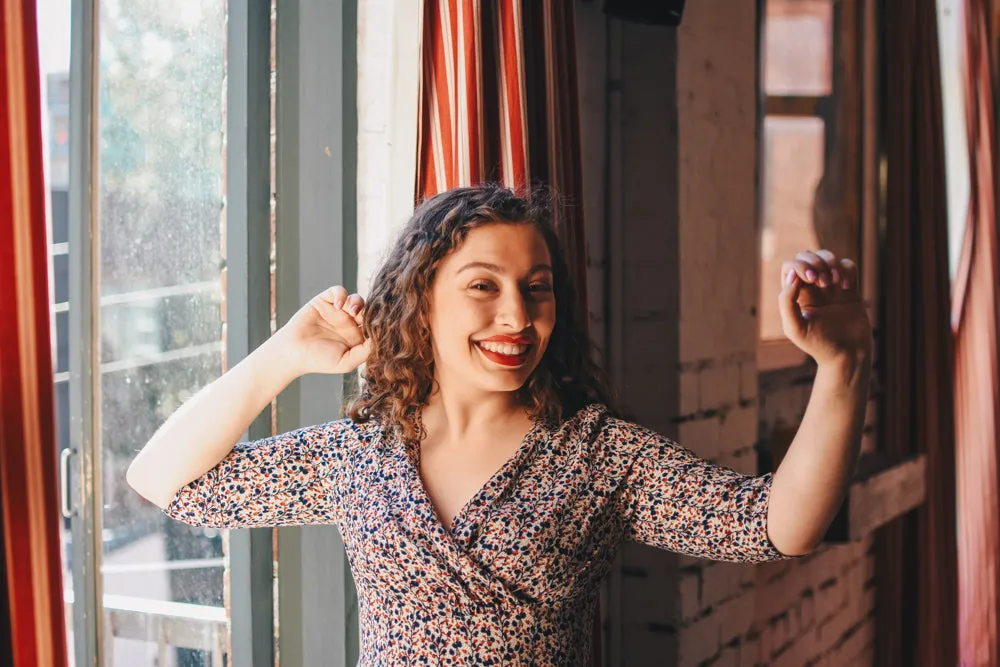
[60,448,76,518]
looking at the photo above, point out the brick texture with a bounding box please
[574,0,876,664]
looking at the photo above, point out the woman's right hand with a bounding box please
[274,286,370,376]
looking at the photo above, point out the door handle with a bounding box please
[60,447,76,519]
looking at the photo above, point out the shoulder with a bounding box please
[555,403,656,451]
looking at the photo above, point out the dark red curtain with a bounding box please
[954,0,1000,664]
[0,1,70,665]
[877,0,959,665]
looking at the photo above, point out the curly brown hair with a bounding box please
[347,183,615,443]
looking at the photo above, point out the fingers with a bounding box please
[320,285,350,308]
[778,271,806,339]
[313,286,367,344]
[318,286,366,317]
[782,250,859,292]
[344,293,366,318]
[837,258,859,292]
[342,337,372,370]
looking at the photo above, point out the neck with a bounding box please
[421,384,527,444]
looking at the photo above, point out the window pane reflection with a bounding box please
[764,0,833,96]
[98,0,228,665]
[760,116,825,340]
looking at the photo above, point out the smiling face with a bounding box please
[426,222,556,397]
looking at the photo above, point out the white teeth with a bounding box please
[478,341,529,356]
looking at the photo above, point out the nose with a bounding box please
[496,289,532,331]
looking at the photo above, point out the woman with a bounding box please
[128,184,872,664]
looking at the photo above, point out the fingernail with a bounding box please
[348,303,361,315]
[334,298,345,309]
[805,270,817,282]
[831,268,840,283]
[841,279,850,290]
[785,271,795,285]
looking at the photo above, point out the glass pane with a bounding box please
[764,0,833,96]
[97,1,229,665]
[36,0,75,661]
[937,0,971,279]
[760,116,825,340]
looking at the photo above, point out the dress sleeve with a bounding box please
[163,419,361,529]
[607,419,789,563]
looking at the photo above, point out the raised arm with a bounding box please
[766,250,873,556]
[127,287,369,509]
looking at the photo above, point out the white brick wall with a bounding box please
[572,0,875,662]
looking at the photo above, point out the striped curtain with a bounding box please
[953,0,1000,664]
[415,1,599,662]
[0,1,70,666]
[415,0,588,307]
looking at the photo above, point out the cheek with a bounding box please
[532,301,557,336]
[430,298,493,344]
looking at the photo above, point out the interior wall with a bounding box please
[575,1,875,665]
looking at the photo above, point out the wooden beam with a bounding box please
[765,95,825,116]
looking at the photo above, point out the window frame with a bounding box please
[273,1,360,665]
[63,0,359,664]
[757,0,866,372]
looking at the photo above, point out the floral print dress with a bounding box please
[165,403,787,665]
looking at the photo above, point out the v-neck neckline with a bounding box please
[403,413,546,551]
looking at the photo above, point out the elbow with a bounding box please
[125,458,143,495]
[126,453,171,510]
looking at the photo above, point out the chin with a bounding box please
[474,364,538,394]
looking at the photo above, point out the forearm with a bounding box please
[127,334,300,509]
[766,351,871,555]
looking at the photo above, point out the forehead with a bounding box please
[441,222,551,271]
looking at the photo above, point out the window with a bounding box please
[758,0,864,370]
[40,0,231,663]
[44,1,358,663]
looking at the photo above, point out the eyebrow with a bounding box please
[456,262,553,275]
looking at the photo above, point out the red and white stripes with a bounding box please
[416,0,588,306]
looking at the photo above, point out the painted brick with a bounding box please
[718,446,758,475]
[714,595,754,646]
[718,405,759,453]
[738,358,757,403]
[621,541,671,572]
[738,628,759,666]
[625,260,680,319]
[757,558,793,585]
[800,590,816,630]
[622,567,677,626]
[815,577,843,624]
[702,563,746,610]
[715,645,740,667]
[622,624,679,667]
[680,368,701,416]
[680,567,703,623]
[755,575,799,623]
[701,362,741,410]
[678,416,725,461]
[678,611,722,667]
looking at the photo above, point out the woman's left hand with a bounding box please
[779,250,873,366]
